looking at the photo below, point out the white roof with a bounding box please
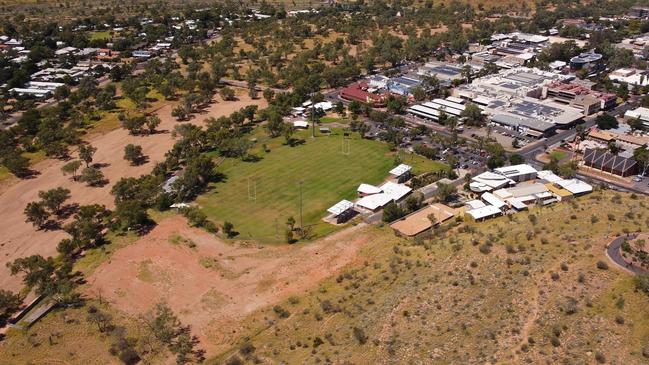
[557,179,592,194]
[327,200,354,215]
[494,164,537,178]
[500,183,549,198]
[358,183,382,195]
[481,192,507,209]
[314,101,333,111]
[380,182,412,201]
[466,200,487,209]
[389,164,412,177]
[355,193,393,211]
[466,205,502,220]
[469,181,493,193]
[170,203,189,209]
[472,171,513,190]
[508,198,527,210]
[293,120,309,128]
[537,170,564,183]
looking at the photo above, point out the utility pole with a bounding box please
[299,180,304,230]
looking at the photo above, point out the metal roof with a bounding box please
[327,200,354,215]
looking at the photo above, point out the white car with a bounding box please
[633,176,643,182]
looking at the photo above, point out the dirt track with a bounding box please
[0,93,266,292]
[85,216,369,356]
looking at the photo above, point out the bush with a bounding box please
[550,336,561,347]
[478,244,491,254]
[353,327,367,344]
[595,352,606,363]
[596,261,609,270]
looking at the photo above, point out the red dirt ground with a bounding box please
[0,92,266,292]
[85,216,370,356]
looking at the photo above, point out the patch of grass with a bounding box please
[549,149,567,161]
[74,231,139,276]
[198,129,395,243]
[89,31,112,41]
[319,116,347,124]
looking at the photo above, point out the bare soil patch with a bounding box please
[0,91,266,292]
[85,216,368,355]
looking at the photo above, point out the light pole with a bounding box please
[299,180,304,230]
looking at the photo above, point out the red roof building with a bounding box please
[340,82,390,107]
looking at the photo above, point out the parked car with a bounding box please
[633,175,643,182]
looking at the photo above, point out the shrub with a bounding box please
[478,244,491,254]
[550,336,561,347]
[596,261,609,270]
[352,327,367,344]
[595,352,606,363]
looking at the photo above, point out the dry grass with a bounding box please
[209,190,649,364]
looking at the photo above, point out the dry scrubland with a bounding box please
[2,190,649,364]
[214,190,649,364]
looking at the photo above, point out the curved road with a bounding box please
[606,235,649,275]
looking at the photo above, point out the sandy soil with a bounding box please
[0,91,266,292]
[85,216,369,356]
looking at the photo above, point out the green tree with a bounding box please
[460,103,483,126]
[3,153,31,177]
[219,87,236,101]
[61,160,83,180]
[78,144,97,167]
[24,201,50,229]
[222,221,234,238]
[435,182,457,203]
[595,114,619,130]
[38,187,71,215]
[145,115,161,134]
[124,144,145,165]
[382,202,404,222]
[79,167,105,186]
[114,200,150,232]
[0,289,22,327]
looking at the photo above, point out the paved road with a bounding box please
[606,234,649,275]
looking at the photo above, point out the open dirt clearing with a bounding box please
[0,92,266,292]
[85,216,369,356]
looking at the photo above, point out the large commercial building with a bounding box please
[453,67,584,136]
[417,61,464,86]
[542,81,616,115]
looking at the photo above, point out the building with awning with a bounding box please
[389,164,412,182]
[326,200,356,224]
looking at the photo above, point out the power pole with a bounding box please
[299,180,304,230]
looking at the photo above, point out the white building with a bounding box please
[493,164,538,182]
[466,205,502,221]
[609,68,649,87]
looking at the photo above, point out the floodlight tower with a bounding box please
[298,180,304,229]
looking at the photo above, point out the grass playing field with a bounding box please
[198,128,447,243]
